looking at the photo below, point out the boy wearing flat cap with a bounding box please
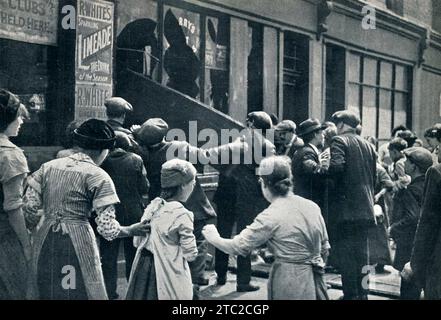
[389,147,432,300]
[328,110,377,300]
[104,97,139,153]
[291,118,328,213]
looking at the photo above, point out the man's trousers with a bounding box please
[335,222,370,300]
[100,237,137,299]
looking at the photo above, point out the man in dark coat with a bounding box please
[291,118,328,211]
[328,110,377,300]
[100,132,150,299]
[104,97,140,153]
[214,111,275,292]
[404,152,441,299]
[389,147,432,299]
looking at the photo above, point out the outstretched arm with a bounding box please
[95,205,150,240]
[203,210,276,256]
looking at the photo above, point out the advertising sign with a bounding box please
[0,0,59,45]
[74,0,113,121]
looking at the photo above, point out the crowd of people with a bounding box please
[1,87,441,300]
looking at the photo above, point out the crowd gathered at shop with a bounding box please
[1,88,441,300]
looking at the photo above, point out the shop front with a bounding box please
[2,0,441,171]
[0,0,62,169]
[0,0,117,170]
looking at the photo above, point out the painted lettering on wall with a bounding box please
[0,0,58,45]
[74,0,113,121]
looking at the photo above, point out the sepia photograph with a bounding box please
[1,0,441,310]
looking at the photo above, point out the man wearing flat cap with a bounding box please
[291,118,328,212]
[404,149,441,299]
[328,110,377,300]
[214,111,275,292]
[274,120,304,159]
[389,147,432,300]
[104,97,139,153]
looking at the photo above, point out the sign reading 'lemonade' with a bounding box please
[0,0,59,45]
[75,0,114,121]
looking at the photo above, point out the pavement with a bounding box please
[115,261,397,300]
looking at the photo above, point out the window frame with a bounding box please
[157,0,231,107]
[347,51,412,145]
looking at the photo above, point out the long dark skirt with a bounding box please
[126,249,158,300]
[0,218,28,299]
[37,230,88,300]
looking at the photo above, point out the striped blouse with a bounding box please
[24,152,121,240]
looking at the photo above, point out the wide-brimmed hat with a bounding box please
[73,119,116,150]
[297,118,326,137]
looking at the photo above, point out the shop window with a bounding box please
[162,6,201,99]
[326,45,348,121]
[347,52,411,144]
[283,31,309,124]
[386,0,404,16]
[378,61,393,140]
[205,16,230,114]
[247,22,263,114]
[116,0,160,79]
[116,1,231,114]
[379,88,392,139]
[0,39,57,146]
[433,0,441,33]
[362,86,377,137]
